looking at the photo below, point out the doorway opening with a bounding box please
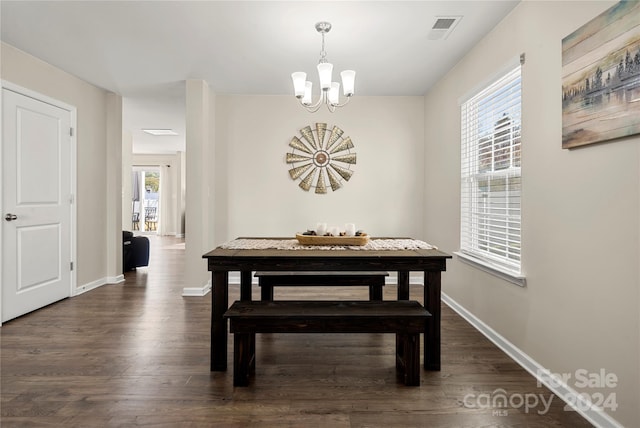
[132,167,160,233]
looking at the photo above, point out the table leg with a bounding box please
[397,270,410,300]
[240,271,252,301]
[211,271,229,371]
[424,271,441,371]
[396,270,410,366]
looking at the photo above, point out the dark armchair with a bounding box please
[123,231,149,272]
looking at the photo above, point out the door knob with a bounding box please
[4,214,18,221]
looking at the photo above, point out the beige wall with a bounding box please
[424,1,638,426]
[106,93,123,279]
[212,95,425,243]
[1,42,116,289]
[184,80,212,290]
[122,131,133,231]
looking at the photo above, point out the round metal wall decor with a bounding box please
[286,123,356,194]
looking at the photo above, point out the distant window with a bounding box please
[460,65,522,278]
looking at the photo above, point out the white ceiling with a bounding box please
[1,0,519,154]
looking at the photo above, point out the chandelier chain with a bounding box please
[319,32,327,64]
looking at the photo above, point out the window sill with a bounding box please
[454,251,526,287]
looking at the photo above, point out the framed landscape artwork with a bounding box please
[562,0,640,149]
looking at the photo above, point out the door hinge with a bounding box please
[69,194,74,204]
[70,127,74,137]
[70,262,74,271]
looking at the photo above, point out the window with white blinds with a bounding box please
[460,65,522,277]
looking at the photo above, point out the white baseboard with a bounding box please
[442,293,622,428]
[76,275,210,297]
[228,272,243,285]
[182,279,211,297]
[73,274,124,296]
[107,274,125,284]
[182,273,242,296]
[74,277,108,296]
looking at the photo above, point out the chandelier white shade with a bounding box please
[291,22,355,113]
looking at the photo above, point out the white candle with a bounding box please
[344,223,356,236]
[316,223,327,236]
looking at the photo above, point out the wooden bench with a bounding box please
[224,300,430,387]
[254,271,389,301]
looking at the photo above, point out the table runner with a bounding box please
[220,238,437,251]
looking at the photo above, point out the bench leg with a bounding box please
[402,333,420,386]
[259,278,274,301]
[396,333,407,370]
[250,333,256,372]
[369,276,384,301]
[396,333,404,370]
[261,285,274,301]
[234,333,254,386]
[369,285,383,301]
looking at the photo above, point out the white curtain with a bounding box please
[131,170,142,231]
[159,165,171,236]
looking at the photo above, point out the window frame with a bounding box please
[456,61,526,287]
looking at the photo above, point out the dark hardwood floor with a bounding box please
[1,236,592,427]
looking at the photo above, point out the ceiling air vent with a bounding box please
[428,16,462,40]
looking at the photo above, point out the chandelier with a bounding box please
[291,22,356,113]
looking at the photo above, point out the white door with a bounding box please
[2,87,73,322]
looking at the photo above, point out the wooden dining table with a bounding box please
[203,237,451,373]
